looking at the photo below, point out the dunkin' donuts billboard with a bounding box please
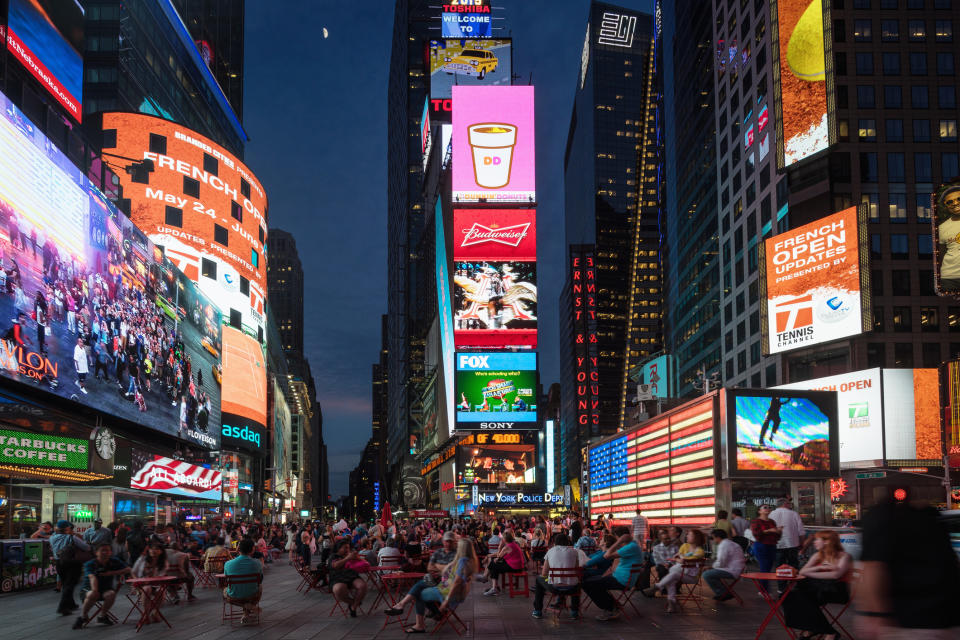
[452,85,535,203]
[760,206,871,354]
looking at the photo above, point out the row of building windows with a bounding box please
[848,18,953,41]
[843,50,957,75]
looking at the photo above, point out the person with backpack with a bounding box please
[125,521,146,566]
[50,520,92,615]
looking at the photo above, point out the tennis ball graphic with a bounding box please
[786,0,825,81]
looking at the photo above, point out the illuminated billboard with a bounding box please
[458,442,535,485]
[0,89,221,449]
[453,260,537,347]
[101,113,268,337]
[221,326,268,452]
[452,85,535,203]
[934,180,960,296]
[455,352,538,429]
[441,1,492,38]
[761,206,870,354]
[5,0,84,121]
[430,39,511,103]
[131,450,222,501]
[435,201,455,441]
[774,0,830,167]
[421,97,432,172]
[726,389,838,478]
[453,209,536,261]
[637,354,676,399]
[777,368,941,463]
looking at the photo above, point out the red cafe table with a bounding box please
[740,572,804,639]
[125,576,179,632]
[379,572,426,630]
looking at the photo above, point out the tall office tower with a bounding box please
[711,0,786,389]
[170,0,245,119]
[385,0,435,506]
[82,0,247,156]
[267,230,306,355]
[562,2,664,441]
[664,0,722,397]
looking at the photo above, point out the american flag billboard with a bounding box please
[131,450,222,501]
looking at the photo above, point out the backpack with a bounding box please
[58,537,93,564]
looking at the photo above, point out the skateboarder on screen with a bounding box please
[758,398,789,447]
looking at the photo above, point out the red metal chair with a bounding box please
[430,607,467,636]
[612,565,648,619]
[541,567,583,622]
[674,560,707,611]
[820,568,861,640]
[715,574,744,605]
[221,573,263,625]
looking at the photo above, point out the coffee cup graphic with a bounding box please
[468,123,517,188]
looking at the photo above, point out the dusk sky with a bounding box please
[243,0,653,497]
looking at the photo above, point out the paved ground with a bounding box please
[0,563,806,639]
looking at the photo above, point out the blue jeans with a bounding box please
[702,568,735,597]
[415,586,444,615]
[406,578,430,600]
[752,542,777,592]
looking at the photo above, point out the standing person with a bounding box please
[73,337,88,394]
[83,519,113,547]
[31,521,54,539]
[713,510,735,539]
[770,497,805,592]
[702,529,746,601]
[630,509,648,547]
[583,527,642,621]
[758,397,786,446]
[125,521,146,566]
[285,524,298,565]
[50,521,91,616]
[749,504,781,594]
[72,543,130,628]
[730,508,749,538]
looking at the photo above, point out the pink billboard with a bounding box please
[452,85,535,204]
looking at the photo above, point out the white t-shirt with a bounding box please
[940,217,960,279]
[378,546,403,565]
[544,545,581,586]
[74,344,88,374]
[770,507,806,549]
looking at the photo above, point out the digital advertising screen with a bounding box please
[455,352,537,429]
[5,0,84,121]
[458,442,535,485]
[774,0,830,167]
[421,97,432,172]
[453,209,536,261]
[430,38,511,102]
[451,85,535,204]
[761,206,870,355]
[0,89,221,449]
[130,450,222,501]
[220,326,267,453]
[101,113,268,337]
[879,369,941,461]
[453,260,537,347]
[0,428,88,470]
[934,180,960,296]
[435,202,455,441]
[441,1,492,38]
[728,389,838,477]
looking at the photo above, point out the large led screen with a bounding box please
[455,352,537,429]
[453,260,537,346]
[451,85,535,204]
[457,443,535,485]
[101,113,268,337]
[441,1,492,38]
[130,450,222,501]
[761,206,869,354]
[453,209,536,261]
[6,0,84,122]
[220,326,267,451]
[934,180,960,296]
[0,89,221,449]
[430,39,511,102]
[727,389,838,477]
[435,202,455,440]
[774,0,829,167]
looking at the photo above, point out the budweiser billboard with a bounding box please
[454,210,536,260]
[130,450,222,501]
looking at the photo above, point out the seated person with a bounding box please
[223,538,264,624]
[583,528,643,621]
[651,527,680,581]
[383,532,458,617]
[132,542,169,578]
[328,539,369,617]
[385,538,477,632]
[480,530,525,595]
[583,534,616,579]
[783,530,853,640]
[203,537,232,574]
[529,529,547,561]
[164,542,197,603]
[73,543,130,629]
[574,530,597,556]
[702,529,746,601]
[643,529,706,613]
[531,533,583,620]
[377,537,404,567]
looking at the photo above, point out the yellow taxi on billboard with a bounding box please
[443,48,498,79]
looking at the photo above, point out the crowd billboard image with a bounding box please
[458,442,535,485]
[101,113,268,337]
[774,0,830,167]
[0,89,221,449]
[728,389,838,476]
[761,206,869,354]
[455,352,537,429]
[5,0,84,121]
[452,85,535,203]
[453,260,536,347]
[130,450,222,500]
[441,1,492,38]
[934,180,960,296]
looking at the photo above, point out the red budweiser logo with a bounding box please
[460,222,531,247]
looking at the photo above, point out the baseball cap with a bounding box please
[94,518,103,523]
[56,520,72,530]
[442,531,456,541]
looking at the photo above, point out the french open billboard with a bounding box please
[760,206,870,355]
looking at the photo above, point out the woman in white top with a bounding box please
[285,524,298,564]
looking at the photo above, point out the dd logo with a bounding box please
[483,156,502,165]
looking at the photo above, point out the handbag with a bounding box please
[59,538,93,564]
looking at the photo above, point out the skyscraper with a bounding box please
[267,229,305,355]
[562,2,664,449]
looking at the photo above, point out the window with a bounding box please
[251,249,259,269]
[923,343,942,367]
[910,52,928,74]
[867,343,886,368]
[939,85,957,107]
[737,351,747,372]
[231,200,243,222]
[912,85,929,107]
[889,193,908,221]
[751,342,761,366]
[882,52,901,74]
[871,234,883,258]
[940,119,959,141]
[873,269,885,296]
[915,152,933,181]
[884,85,902,107]
[240,179,251,199]
[857,52,874,74]
[857,85,876,107]
[858,119,877,141]
[893,306,913,331]
[919,233,933,257]
[888,153,906,182]
[937,52,955,74]
[766,363,778,386]
[936,19,954,41]
[861,152,879,181]
[214,224,228,246]
[863,192,880,220]
[148,133,166,155]
[259,227,265,243]
[240,276,250,296]
[917,193,933,220]
[882,19,900,41]
[183,176,199,198]
[164,206,182,227]
[835,52,848,76]
[230,309,242,329]
[203,153,218,176]
[886,118,904,141]
[921,307,940,331]
[891,233,910,258]
[726,359,734,380]
[914,119,931,141]
[894,343,914,367]
[892,269,911,293]
[854,19,873,41]
[202,258,217,280]
[909,20,927,41]
[920,270,936,294]
[950,307,960,332]
[943,152,960,179]
[874,307,885,331]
